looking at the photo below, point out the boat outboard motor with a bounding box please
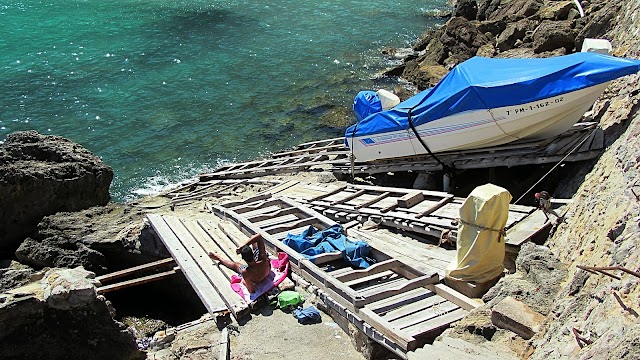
[353,90,383,122]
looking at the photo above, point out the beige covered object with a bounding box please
[445,183,512,283]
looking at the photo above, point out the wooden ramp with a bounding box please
[194,123,603,182]
[147,214,251,320]
[268,182,550,248]
[199,138,350,180]
[210,196,478,356]
[334,122,604,176]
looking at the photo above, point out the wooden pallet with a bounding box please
[269,182,549,247]
[198,138,350,180]
[333,122,604,176]
[210,196,478,353]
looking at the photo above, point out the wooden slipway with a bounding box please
[267,181,550,249]
[196,122,602,180]
[211,196,479,357]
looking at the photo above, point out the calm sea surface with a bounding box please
[1,0,448,201]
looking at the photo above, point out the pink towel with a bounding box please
[230,252,289,302]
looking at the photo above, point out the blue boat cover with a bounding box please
[283,224,371,268]
[346,52,640,139]
[353,90,383,122]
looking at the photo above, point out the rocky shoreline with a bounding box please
[2,0,640,359]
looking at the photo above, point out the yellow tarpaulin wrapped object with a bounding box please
[445,183,512,283]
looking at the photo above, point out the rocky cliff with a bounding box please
[0,131,113,256]
[431,0,640,358]
[528,1,640,357]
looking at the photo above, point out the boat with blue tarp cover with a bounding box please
[345,52,640,162]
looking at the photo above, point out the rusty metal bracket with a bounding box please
[576,265,640,280]
[572,327,593,348]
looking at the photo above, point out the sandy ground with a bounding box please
[230,305,365,360]
[148,288,366,360]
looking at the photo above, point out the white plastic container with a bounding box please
[581,38,613,55]
[376,89,401,110]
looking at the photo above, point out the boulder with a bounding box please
[440,17,493,61]
[0,267,144,360]
[496,18,537,51]
[491,296,545,339]
[14,203,169,275]
[455,0,478,21]
[0,131,113,256]
[487,0,543,22]
[575,2,623,48]
[532,20,576,53]
[476,0,502,21]
[402,62,449,90]
[537,0,575,21]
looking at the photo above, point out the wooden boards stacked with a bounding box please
[270,182,550,248]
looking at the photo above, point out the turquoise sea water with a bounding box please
[1,0,448,201]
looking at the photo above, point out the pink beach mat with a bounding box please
[230,252,289,302]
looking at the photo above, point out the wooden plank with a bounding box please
[263,217,317,234]
[357,307,417,350]
[258,179,300,196]
[159,215,247,318]
[426,283,479,311]
[504,210,550,246]
[310,251,344,265]
[367,287,435,314]
[392,301,460,330]
[355,192,391,209]
[218,327,229,360]
[331,189,366,205]
[147,214,228,314]
[350,184,449,199]
[344,270,396,288]
[397,191,424,209]
[415,195,454,218]
[334,259,401,282]
[400,308,467,336]
[253,213,300,229]
[185,220,237,280]
[357,274,439,306]
[96,267,180,294]
[382,294,447,322]
[95,258,175,282]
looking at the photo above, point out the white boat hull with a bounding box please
[346,83,609,162]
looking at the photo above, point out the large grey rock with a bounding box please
[0,267,144,360]
[13,202,169,275]
[0,131,113,255]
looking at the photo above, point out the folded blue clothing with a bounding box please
[293,306,321,325]
[283,224,371,268]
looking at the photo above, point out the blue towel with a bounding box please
[283,224,371,268]
[293,306,321,324]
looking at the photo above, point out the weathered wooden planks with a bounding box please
[210,195,477,354]
[332,122,603,176]
[276,182,548,247]
[147,214,248,319]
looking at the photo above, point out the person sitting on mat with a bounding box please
[208,233,270,293]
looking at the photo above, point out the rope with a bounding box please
[513,125,599,205]
[457,217,506,242]
[407,108,450,173]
